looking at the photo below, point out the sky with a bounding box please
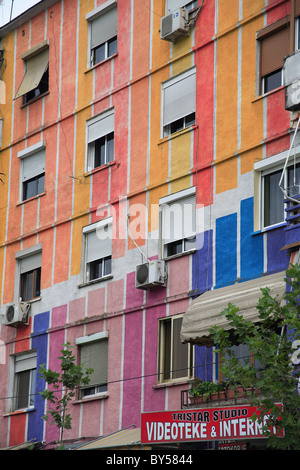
[0,0,40,27]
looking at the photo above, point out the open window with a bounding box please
[86,109,114,172]
[14,40,49,105]
[86,1,117,68]
[13,351,37,411]
[18,142,46,202]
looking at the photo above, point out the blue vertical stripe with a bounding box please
[216,213,237,287]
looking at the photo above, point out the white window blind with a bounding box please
[90,6,117,49]
[14,45,49,100]
[22,148,45,182]
[87,109,114,144]
[162,68,196,127]
[80,340,108,387]
[19,251,42,274]
[15,351,37,373]
[84,219,113,264]
[161,193,196,243]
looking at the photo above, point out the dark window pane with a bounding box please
[93,43,106,65]
[23,68,49,104]
[163,319,171,381]
[170,118,184,134]
[94,136,106,167]
[185,112,196,127]
[167,240,183,257]
[104,256,111,276]
[16,370,30,409]
[89,259,103,280]
[264,170,284,226]
[34,268,41,298]
[184,236,196,251]
[23,179,37,200]
[21,268,41,301]
[263,69,282,93]
[106,132,114,163]
[108,36,117,57]
[172,317,189,379]
[37,174,45,195]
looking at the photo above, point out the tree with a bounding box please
[209,263,300,450]
[39,342,93,448]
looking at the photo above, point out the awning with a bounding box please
[14,47,49,100]
[1,440,42,450]
[77,427,150,450]
[181,271,286,346]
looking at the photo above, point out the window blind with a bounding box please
[87,110,114,144]
[86,223,112,264]
[260,26,289,77]
[14,47,49,99]
[22,148,45,181]
[19,252,42,274]
[80,340,108,387]
[15,351,37,373]
[162,193,196,243]
[91,6,117,49]
[163,69,196,126]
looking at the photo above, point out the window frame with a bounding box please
[15,245,42,303]
[254,148,300,230]
[18,141,46,202]
[159,187,197,259]
[12,350,37,411]
[86,109,115,173]
[157,314,194,385]
[76,332,109,400]
[86,0,118,69]
[82,217,113,285]
[161,67,196,138]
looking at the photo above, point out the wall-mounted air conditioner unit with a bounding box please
[4,302,31,327]
[135,260,166,290]
[160,8,189,42]
[284,50,300,112]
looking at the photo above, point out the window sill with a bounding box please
[73,393,108,405]
[158,124,197,146]
[78,274,113,289]
[154,378,191,389]
[252,222,286,235]
[252,85,285,103]
[164,249,196,261]
[4,407,35,417]
[20,91,49,108]
[17,192,46,206]
[83,160,117,177]
[85,53,118,74]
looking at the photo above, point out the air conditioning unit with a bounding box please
[4,302,31,327]
[136,260,166,290]
[160,8,189,42]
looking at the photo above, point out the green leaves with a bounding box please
[208,264,300,450]
[39,342,94,448]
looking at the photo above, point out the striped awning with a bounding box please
[77,427,150,450]
[181,271,286,346]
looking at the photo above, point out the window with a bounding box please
[15,247,42,302]
[76,332,108,399]
[86,109,114,172]
[162,68,196,137]
[14,40,49,104]
[159,187,196,258]
[158,315,193,383]
[18,142,46,201]
[87,1,117,68]
[258,21,289,94]
[255,149,300,229]
[83,217,113,283]
[13,351,37,410]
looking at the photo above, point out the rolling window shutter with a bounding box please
[22,149,45,181]
[15,352,37,373]
[15,48,49,99]
[260,26,289,77]
[163,70,196,126]
[162,194,196,243]
[87,110,114,144]
[20,252,42,274]
[80,340,108,387]
[91,6,117,49]
[86,224,112,263]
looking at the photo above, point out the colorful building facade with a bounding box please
[0,0,299,449]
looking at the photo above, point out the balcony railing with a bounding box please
[181,386,262,409]
[285,194,300,229]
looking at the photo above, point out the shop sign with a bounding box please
[141,405,283,444]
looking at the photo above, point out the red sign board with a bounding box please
[141,405,283,444]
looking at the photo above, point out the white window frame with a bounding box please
[10,350,37,412]
[86,0,117,69]
[14,245,42,303]
[159,187,196,259]
[161,67,196,138]
[254,147,300,230]
[157,314,194,384]
[86,108,115,173]
[76,332,109,399]
[18,141,46,202]
[82,217,113,284]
